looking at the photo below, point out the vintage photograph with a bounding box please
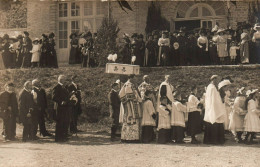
[0,0,260,166]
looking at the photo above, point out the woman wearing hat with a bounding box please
[240,24,250,64]
[216,29,228,65]
[252,23,260,64]
[39,34,49,67]
[244,89,260,144]
[16,35,24,68]
[120,33,131,64]
[158,31,170,66]
[48,32,58,68]
[1,34,12,68]
[69,32,79,64]
[30,38,41,67]
[21,31,32,68]
[209,29,219,65]
[229,87,247,143]
[197,28,209,65]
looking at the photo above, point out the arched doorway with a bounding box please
[172,2,227,31]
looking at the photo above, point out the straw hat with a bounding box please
[218,79,231,90]
[210,75,218,81]
[254,23,260,30]
[246,89,258,97]
[217,28,225,34]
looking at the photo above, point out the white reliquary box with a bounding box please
[106,63,140,75]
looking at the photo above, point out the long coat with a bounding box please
[18,89,35,124]
[108,89,121,120]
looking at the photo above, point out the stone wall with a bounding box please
[26,0,57,40]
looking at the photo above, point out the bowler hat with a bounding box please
[42,34,48,39]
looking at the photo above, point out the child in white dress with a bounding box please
[244,89,260,144]
[229,41,239,64]
[229,87,247,143]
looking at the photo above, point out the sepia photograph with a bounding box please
[0,0,260,166]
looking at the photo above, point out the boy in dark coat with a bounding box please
[19,81,35,141]
[108,82,121,141]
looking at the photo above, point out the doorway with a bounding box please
[175,20,201,31]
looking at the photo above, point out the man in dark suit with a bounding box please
[67,75,82,133]
[108,82,121,141]
[19,81,35,142]
[0,82,18,141]
[52,75,76,142]
[32,79,52,137]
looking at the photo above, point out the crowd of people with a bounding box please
[118,23,260,66]
[0,73,259,144]
[0,31,58,69]
[0,75,82,142]
[109,75,260,145]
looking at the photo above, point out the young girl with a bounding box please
[30,38,40,68]
[187,86,202,144]
[229,41,240,64]
[229,87,247,143]
[171,91,187,144]
[157,96,171,144]
[224,87,233,131]
[244,89,260,144]
[141,90,156,143]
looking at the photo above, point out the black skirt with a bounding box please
[142,126,155,143]
[171,126,185,142]
[187,111,202,136]
[157,129,171,144]
[203,122,225,145]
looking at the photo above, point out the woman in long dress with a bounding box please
[197,29,209,65]
[69,32,79,64]
[252,23,260,64]
[216,29,228,65]
[0,36,5,70]
[240,25,250,64]
[119,75,142,143]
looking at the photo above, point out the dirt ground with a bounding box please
[0,121,260,167]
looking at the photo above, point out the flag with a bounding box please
[117,0,133,13]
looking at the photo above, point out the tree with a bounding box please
[145,2,170,35]
[248,0,260,25]
[94,16,120,67]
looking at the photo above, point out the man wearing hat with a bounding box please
[203,75,226,144]
[176,27,188,66]
[21,31,32,68]
[0,82,18,141]
[137,34,145,66]
[108,81,121,141]
[145,33,157,67]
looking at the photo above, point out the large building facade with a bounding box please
[0,0,251,62]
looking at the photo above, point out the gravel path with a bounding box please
[0,123,260,167]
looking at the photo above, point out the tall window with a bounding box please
[96,1,105,15]
[59,21,68,48]
[71,21,80,33]
[84,1,93,16]
[71,2,80,17]
[59,3,68,17]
